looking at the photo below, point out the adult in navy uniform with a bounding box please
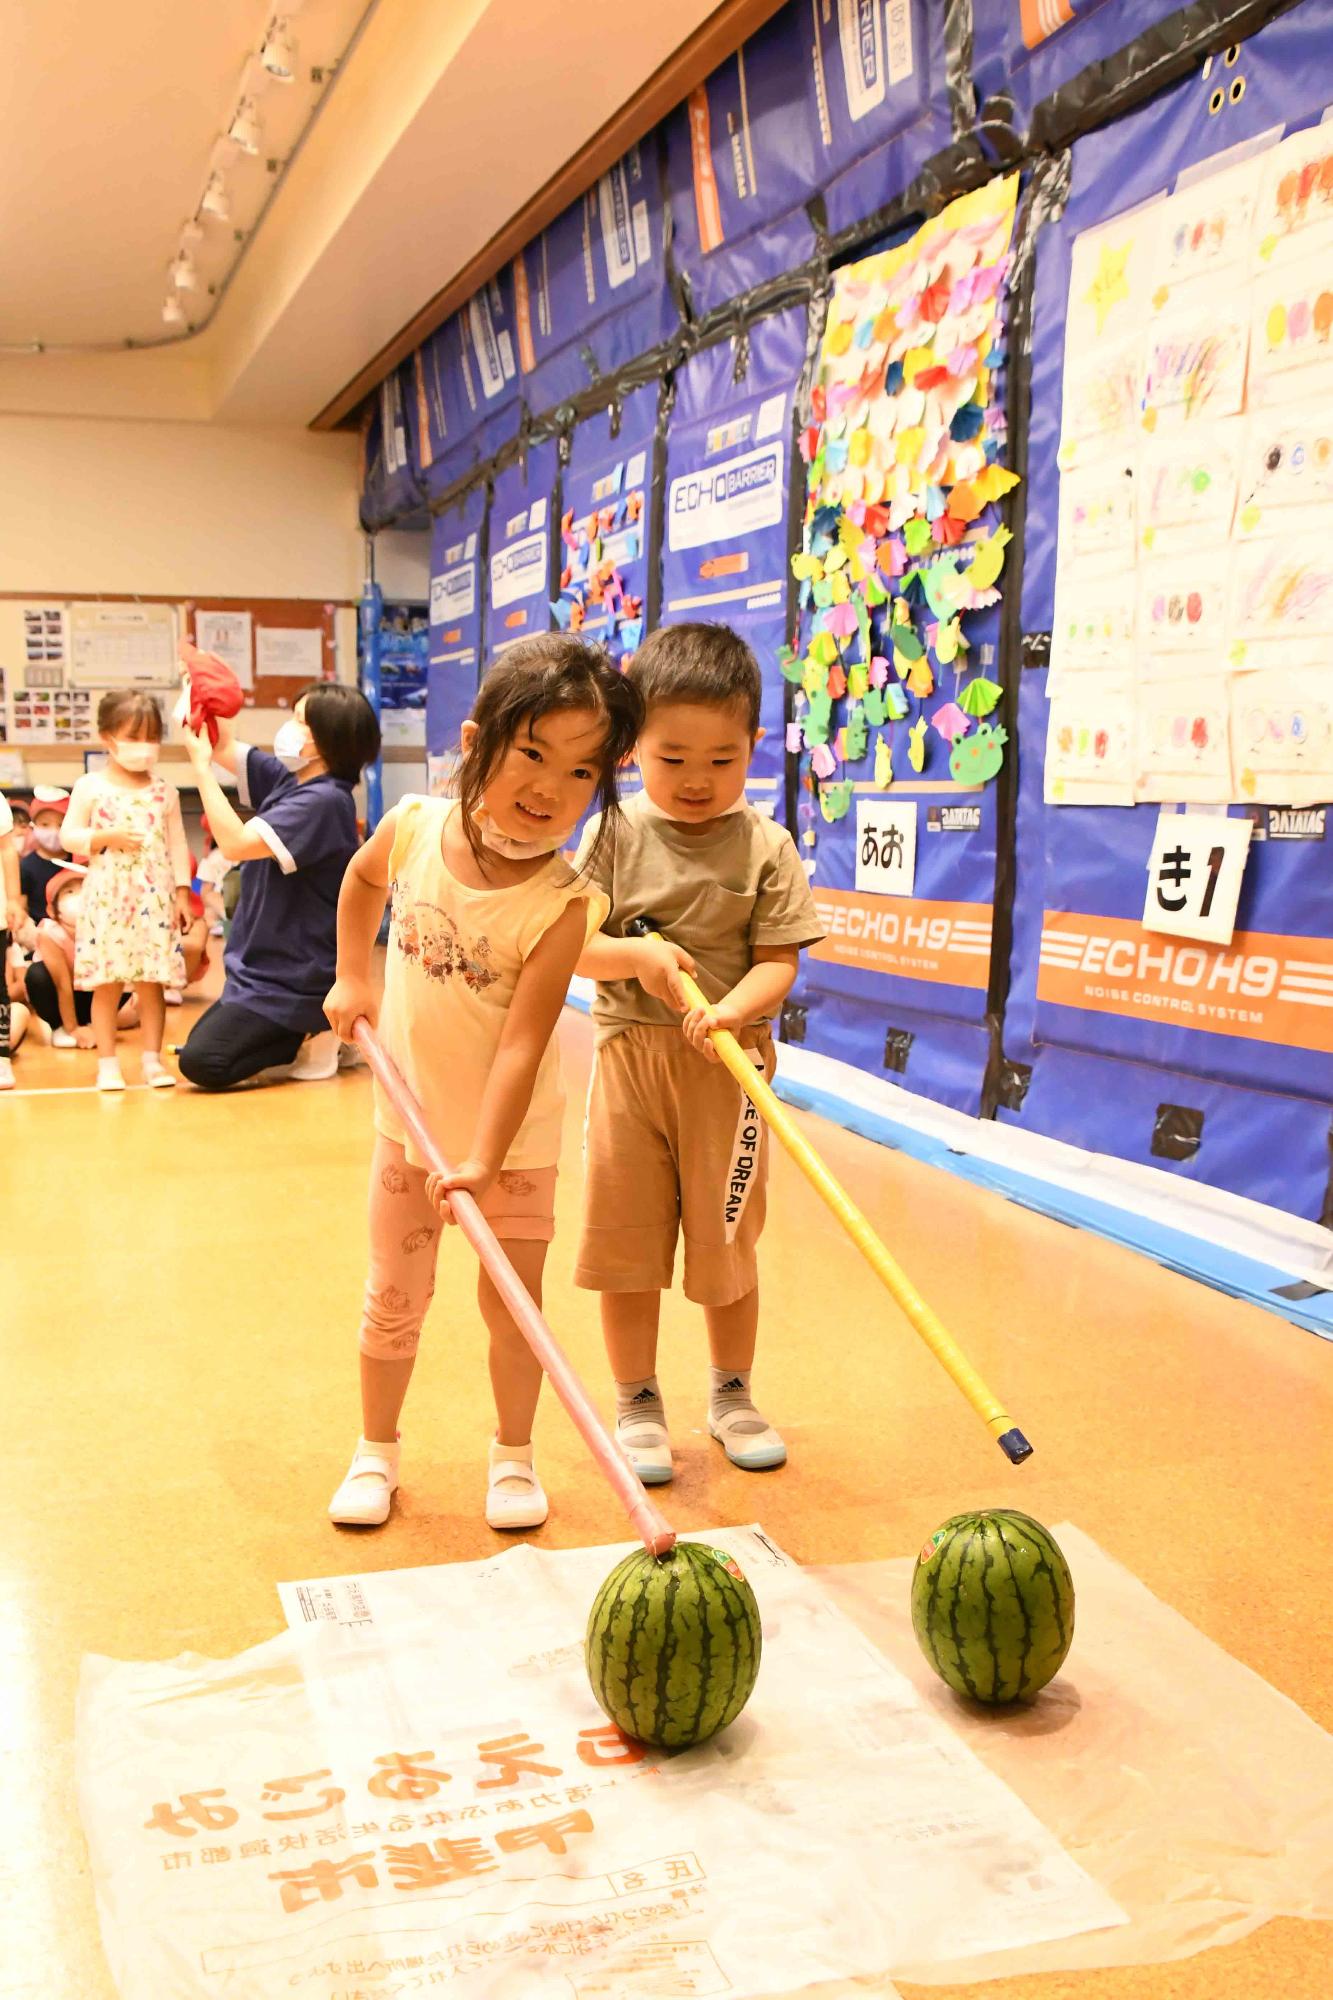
[178,683,380,1089]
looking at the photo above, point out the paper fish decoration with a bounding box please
[908,718,928,773]
[845,706,869,762]
[949,721,1008,784]
[963,526,1011,593]
[874,735,894,788]
[903,658,935,699]
[810,743,837,779]
[934,617,963,665]
[819,781,853,823]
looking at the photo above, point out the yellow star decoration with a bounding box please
[1084,240,1132,334]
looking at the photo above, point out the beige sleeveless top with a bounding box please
[374,797,607,1171]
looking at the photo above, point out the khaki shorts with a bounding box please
[575,1023,776,1307]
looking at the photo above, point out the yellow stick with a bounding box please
[678,968,1033,1464]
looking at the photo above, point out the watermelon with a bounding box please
[911,1510,1074,1703]
[585,1542,762,1749]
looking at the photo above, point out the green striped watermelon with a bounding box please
[911,1510,1074,1704]
[585,1541,762,1749]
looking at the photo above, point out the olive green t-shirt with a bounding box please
[575,791,824,1044]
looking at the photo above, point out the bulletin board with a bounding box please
[185,599,339,710]
[1002,0,1333,1221]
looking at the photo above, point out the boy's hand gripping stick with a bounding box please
[353,1018,677,1556]
[626,919,1033,1465]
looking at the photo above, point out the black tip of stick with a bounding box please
[998,1428,1034,1464]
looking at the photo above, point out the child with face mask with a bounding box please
[18,787,71,932]
[60,690,193,1090]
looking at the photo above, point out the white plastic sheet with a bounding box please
[77,1526,1124,2000]
[814,1522,1333,1984]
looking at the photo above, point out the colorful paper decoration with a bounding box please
[793,176,1020,871]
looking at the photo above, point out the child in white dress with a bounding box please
[61,690,193,1091]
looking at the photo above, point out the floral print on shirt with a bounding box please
[391,881,498,993]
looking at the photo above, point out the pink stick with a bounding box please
[354,1020,676,1559]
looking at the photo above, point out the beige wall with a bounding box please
[0,415,367,788]
[0,415,363,599]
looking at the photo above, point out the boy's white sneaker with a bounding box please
[707,1406,788,1471]
[328,1437,399,1526]
[142,1053,176,1089]
[97,1059,126,1093]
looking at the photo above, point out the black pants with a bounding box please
[178,999,307,1091]
[25,958,95,1031]
[1,930,9,1055]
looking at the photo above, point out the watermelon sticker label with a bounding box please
[918,1528,949,1565]
[710,1550,745,1582]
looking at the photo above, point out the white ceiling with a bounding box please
[1,0,370,350]
[0,0,738,429]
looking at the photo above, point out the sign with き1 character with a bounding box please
[1143,812,1253,947]
[856,798,917,897]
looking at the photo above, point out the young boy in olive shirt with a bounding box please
[576,623,823,1483]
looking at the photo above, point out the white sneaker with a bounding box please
[97,1059,126,1093]
[289,1030,339,1082]
[616,1387,674,1487]
[142,1054,177,1089]
[328,1437,400,1526]
[0,1058,13,1091]
[52,1027,79,1049]
[485,1440,548,1531]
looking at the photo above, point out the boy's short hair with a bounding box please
[627,623,762,736]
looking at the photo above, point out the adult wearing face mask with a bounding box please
[177,682,381,1090]
[18,786,72,930]
[60,690,193,1091]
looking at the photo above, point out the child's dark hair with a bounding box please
[98,689,163,740]
[295,682,382,783]
[458,635,642,873]
[627,622,762,735]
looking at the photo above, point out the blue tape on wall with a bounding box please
[426,484,486,760]
[972,0,1187,131]
[413,275,522,504]
[486,441,558,661]
[665,0,951,317]
[512,144,678,413]
[660,304,810,803]
[1006,0,1333,1220]
[559,383,660,663]
[361,363,426,530]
